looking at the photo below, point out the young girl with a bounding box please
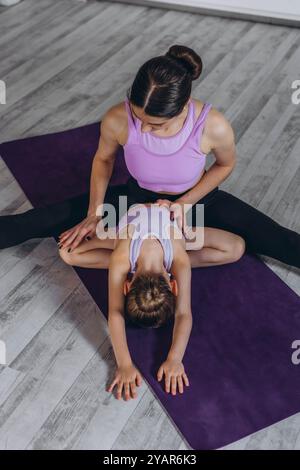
[59,202,245,401]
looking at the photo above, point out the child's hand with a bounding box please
[107,364,143,401]
[157,359,189,395]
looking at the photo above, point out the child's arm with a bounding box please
[107,244,132,367]
[168,249,193,362]
[157,248,192,395]
[107,244,143,400]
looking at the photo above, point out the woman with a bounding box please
[1,44,300,268]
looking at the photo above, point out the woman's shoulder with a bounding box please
[192,98,234,148]
[193,97,220,123]
[101,101,129,146]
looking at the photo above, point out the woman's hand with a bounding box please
[58,214,101,251]
[107,363,143,401]
[156,199,190,238]
[155,199,172,209]
[157,358,189,395]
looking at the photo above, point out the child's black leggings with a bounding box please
[1,176,299,268]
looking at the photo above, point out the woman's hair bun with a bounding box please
[165,44,202,81]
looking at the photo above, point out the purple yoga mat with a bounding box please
[1,124,300,450]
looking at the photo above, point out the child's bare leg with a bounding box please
[59,234,114,268]
[188,227,245,268]
[60,231,116,252]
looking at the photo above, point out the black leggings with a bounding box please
[1,176,300,268]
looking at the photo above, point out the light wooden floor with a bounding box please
[0,0,300,450]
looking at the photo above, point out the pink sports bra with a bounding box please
[123,97,212,193]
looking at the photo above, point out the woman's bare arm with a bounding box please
[59,109,121,250]
[87,110,121,217]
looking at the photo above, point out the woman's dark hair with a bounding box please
[126,44,202,119]
[125,272,176,329]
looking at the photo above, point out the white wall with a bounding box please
[146,0,300,22]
